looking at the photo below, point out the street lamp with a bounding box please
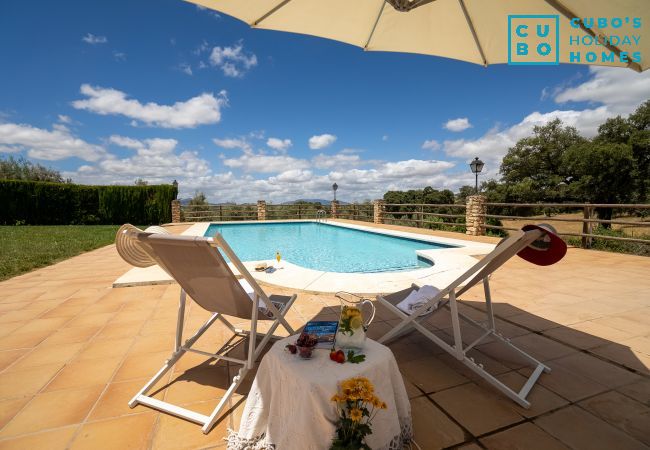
[469,157,484,194]
[332,183,338,201]
[172,180,178,199]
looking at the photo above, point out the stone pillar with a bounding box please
[257,200,266,221]
[373,199,385,224]
[331,200,339,218]
[465,195,487,236]
[171,199,181,223]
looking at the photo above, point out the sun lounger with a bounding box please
[377,225,567,408]
[115,225,297,433]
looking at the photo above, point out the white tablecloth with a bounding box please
[228,336,412,450]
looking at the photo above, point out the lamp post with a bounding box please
[332,183,338,202]
[172,180,178,199]
[469,157,484,194]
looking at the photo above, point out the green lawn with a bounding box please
[0,225,122,281]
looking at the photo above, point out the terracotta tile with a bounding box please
[97,322,149,341]
[494,371,568,418]
[164,363,231,404]
[518,359,607,402]
[0,397,30,429]
[553,352,642,388]
[113,350,173,382]
[45,356,123,392]
[0,363,62,399]
[400,356,469,393]
[42,326,101,345]
[69,413,156,450]
[535,405,647,450]
[89,378,154,420]
[0,349,28,371]
[505,313,562,332]
[579,391,650,445]
[66,312,115,329]
[13,317,70,334]
[8,342,84,371]
[590,344,650,375]
[431,383,523,436]
[74,337,134,361]
[480,422,570,450]
[410,396,467,449]
[542,325,616,350]
[457,443,482,450]
[0,385,103,437]
[508,334,577,361]
[617,379,650,406]
[129,334,176,355]
[150,400,231,450]
[0,425,78,450]
[40,304,87,319]
[0,329,51,351]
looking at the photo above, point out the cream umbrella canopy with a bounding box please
[187,0,647,71]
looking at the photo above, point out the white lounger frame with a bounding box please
[127,234,297,433]
[378,231,550,408]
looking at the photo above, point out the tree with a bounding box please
[0,156,64,182]
[134,178,148,186]
[562,141,636,224]
[189,191,208,206]
[499,119,587,202]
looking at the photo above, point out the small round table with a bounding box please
[228,336,412,450]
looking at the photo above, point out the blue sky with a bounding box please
[1,0,649,202]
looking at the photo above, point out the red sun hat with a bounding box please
[517,223,567,266]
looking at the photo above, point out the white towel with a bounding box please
[396,285,441,316]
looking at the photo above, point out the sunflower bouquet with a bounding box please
[330,377,387,450]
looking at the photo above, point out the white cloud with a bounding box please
[57,115,72,124]
[312,152,362,169]
[0,122,106,161]
[209,42,258,77]
[554,66,650,114]
[213,137,251,151]
[113,51,127,62]
[308,133,337,150]
[65,136,211,185]
[195,5,221,19]
[72,84,227,128]
[443,67,650,169]
[421,139,441,150]
[266,137,292,151]
[82,33,107,44]
[222,152,309,173]
[179,63,193,76]
[444,117,472,132]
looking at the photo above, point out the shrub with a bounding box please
[0,180,177,225]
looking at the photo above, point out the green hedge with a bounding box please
[0,180,177,225]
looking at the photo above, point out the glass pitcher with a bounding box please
[335,292,376,351]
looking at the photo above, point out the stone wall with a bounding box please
[257,200,266,221]
[373,200,385,224]
[465,195,486,236]
[171,199,181,223]
[330,200,339,218]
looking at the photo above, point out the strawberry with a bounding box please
[335,350,345,364]
[285,344,297,354]
[329,350,338,362]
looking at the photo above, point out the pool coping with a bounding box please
[114,220,495,294]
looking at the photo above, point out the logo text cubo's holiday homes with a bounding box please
[508,15,642,66]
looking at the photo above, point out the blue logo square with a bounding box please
[508,15,559,65]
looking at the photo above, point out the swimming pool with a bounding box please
[204,222,456,273]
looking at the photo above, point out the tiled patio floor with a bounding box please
[0,223,648,449]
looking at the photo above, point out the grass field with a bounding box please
[0,225,122,281]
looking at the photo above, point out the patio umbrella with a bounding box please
[187,0,647,71]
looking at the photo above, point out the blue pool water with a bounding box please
[204,222,456,273]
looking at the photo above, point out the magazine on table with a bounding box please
[300,320,339,349]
